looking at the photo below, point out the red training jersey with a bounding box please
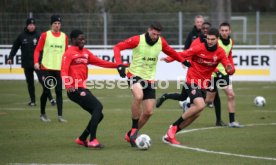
[179,43,233,89]
[34,31,69,69]
[61,46,119,90]
[113,35,185,64]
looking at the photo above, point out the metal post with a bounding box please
[178,11,183,47]
[103,11,107,46]
[29,12,33,18]
[256,11,260,45]
[243,17,247,43]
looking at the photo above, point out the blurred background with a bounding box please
[0,0,275,46]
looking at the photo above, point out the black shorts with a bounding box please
[67,88,103,114]
[127,76,156,100]
[183,83,206,103]
[209,75,231,92]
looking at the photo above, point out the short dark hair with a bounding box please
[202,22,212,27]
[207,28,219,37]
[70,29,83,40]
[219,22,231,28]
[149,22,163,31]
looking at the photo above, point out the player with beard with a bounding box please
[113,22,187,147]
[161,28,235,145]
[156,22,212,109]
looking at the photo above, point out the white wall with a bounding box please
[0,47,275,81]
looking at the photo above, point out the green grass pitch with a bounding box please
[0,80,275,165]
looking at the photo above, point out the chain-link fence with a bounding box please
[0,12,275,45]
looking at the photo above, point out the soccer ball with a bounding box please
[179,97,190,108]
[179,101,185,108]
[135,134,151,150]
[254,96,266,107]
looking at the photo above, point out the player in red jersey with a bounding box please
[156,22,212,108]
[161,28,235,145]
[61,29,126,149]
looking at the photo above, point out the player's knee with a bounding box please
[100,113,104,120]
[227,92,235,100]
[143,110,153,117]
[42,89,50,96]
[198,104,205,111]
[134,94,143,101]
[95,102,103,112]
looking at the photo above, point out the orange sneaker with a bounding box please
[166,125,178,139]
[88,139,104,149]
[75,138,88,147]
[124,128,138,147]
[162,135,180,145]
[124,132,130,142]
[129,128,138,147]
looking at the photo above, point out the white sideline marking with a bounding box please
[0,108,27,111]
[167,123,276,161]
[8,164,97,165]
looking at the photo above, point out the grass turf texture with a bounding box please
[0,80,275,165]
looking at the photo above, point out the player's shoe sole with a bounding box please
[162,135,180,145]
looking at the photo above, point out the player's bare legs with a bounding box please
[131,83,144,119]
[178,104,200,129]
[223,85,235,113]
[138,99,155,129]
[124,82,144,146]
[181,98,205,120]
[205,91,216,106]
[164,97,205,144]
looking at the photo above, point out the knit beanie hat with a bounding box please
[50,15,61,24]
[26,18,35,26]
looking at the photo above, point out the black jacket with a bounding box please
[8,28,40,68]
[184,26,201,50]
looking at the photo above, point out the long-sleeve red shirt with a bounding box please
[113,35,185,64]
[61,46,119,90]
[34,31,69,69]
[178,43,233,89]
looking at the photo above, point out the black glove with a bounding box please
[182,60,191,67]
[117,65,126,78]
[215,71,224,78]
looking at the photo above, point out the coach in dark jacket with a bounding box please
[8,18,55,106]
[184,15,204,50]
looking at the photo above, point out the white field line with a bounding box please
[8,164,97,165]
[167,123,276,161]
